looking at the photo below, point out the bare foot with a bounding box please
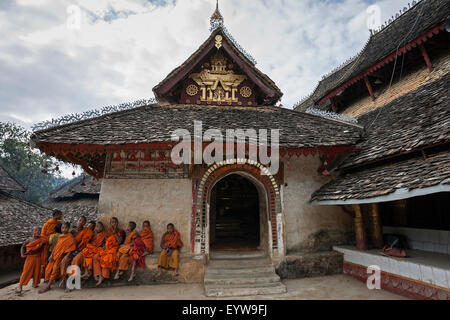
[128,273,135,282]
[95,276,104,287]
[114,271,122,280]
[15,287,22,295]
[58,278,66,288]
[38,285,50,294]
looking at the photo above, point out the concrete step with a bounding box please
[210,251,266,260]
[206,265,275,275]
[204,272,280,286]
[205,282,287,297]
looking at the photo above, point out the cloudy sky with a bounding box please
[0,0,412,129]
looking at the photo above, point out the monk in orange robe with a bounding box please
[39,222,76,294]
[140,220,154,255]
[93,217,123,286]
[158,223,183,276]
[71,220,96,270]
[128,236,146,282]
[40,210,63,278]
[114,221,139,280]
[79,222,107,279]
[16,227,47,294]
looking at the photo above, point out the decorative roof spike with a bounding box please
[210,0,224,30]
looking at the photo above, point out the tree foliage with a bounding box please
[0,122,68,203]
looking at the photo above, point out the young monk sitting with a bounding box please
[71,221,96,271]
[78,222,107,279]
[93,218,123,286]
[40,210,63,278]
[157,223,183,276]
[16,227,47,294]
[127,236,146,282]
[140,220,154,255]
[114,221,139,280]
[61,217,93,273]
[39,222,76,294]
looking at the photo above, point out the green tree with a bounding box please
[0,122,68,203]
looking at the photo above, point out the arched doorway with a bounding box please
[210,174,260,251]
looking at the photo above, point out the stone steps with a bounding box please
[204,251,286,297]
[205,282,287,297]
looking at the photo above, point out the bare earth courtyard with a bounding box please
[1,275,406,300]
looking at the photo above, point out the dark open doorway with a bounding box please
[210,174,260,251]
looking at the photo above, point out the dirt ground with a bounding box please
[0,274,407,300]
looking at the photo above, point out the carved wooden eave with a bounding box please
[153,27,283,105]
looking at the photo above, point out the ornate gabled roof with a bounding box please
[0,163,26,192]
[341,72,450,169]
[152,26,283,105]
[295,0,449,108]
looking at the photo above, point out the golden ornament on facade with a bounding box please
[186,84,199,96]
[240,86,252,98]
[215,35,223,49]
[189,51,247,104]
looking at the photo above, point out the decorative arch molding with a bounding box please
[191,158,283,256]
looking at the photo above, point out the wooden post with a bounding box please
[353,204,368,251]
[369,203,384,249]
[330,97,337,113]
[419,43,433,72]
[364,75,375,101]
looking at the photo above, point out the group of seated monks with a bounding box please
[17,209,184,294]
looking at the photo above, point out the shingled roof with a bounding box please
[0,191,51,247]
[48,175,101,200]
[297,0,449,108]
[311,149,450,204]
[0,164,25,192]
[342,72,450,169]
[153,26,283,104]
[31,104,362,148]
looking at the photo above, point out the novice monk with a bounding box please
[158,223,183,276]
[77,222,107,279]
[105,217,126,245]
[127,236,146,282]
[114,221,139,280]
[40,210,63,277]
[93,231,120,286]
[140,220,154,255]
[39,222,76,294]
[71,221,96,270]
[17,227,47,294]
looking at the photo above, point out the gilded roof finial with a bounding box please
[210,0,224,29]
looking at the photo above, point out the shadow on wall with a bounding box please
[291,229,355,254]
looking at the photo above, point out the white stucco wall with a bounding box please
[98,179,192,253]
[283,156,353,252]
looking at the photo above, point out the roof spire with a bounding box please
[210,0,224,30]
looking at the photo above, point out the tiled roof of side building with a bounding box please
[31,104,363,149]
[310,149,450,204]
[296,0,449,108]
[0,191,51,247]
[49,175,101,200]
[341,72,450,169]
[0,164,26,192]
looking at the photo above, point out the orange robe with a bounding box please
[40,218,62,277]
[75,231,107,270]
[74,227,94,250]
[44,233,76,282]
[117,231,139,271]
[93,235,119,279]
[158,230,183,270]
[140,227,154,254]
[19,237,47,287]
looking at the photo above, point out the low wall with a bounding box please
[275,251,343,279]
[0,245,23,273]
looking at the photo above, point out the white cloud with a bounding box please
[0,0,411,128]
